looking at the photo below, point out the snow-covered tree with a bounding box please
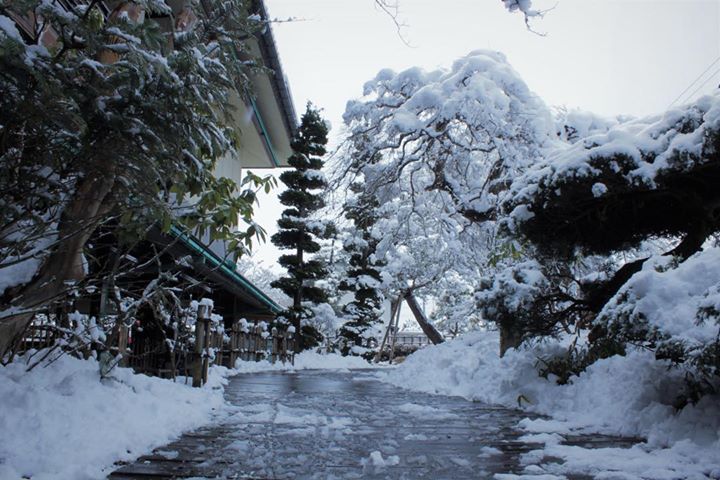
[503,92,720,398]
[340,50,553,227]
[429,271,485,335]
[336,184,386,357]
[237,257,292,308]
[271,104,336,352]
[503,93,720,322]
[0,0,273,357]
[335,50,555,346]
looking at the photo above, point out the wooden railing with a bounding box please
[13,313,294,386]
[14,314,59,354]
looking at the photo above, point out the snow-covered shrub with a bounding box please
[477,259,560,355]
[594,248,720,406]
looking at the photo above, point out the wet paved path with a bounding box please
[110,370,637,479]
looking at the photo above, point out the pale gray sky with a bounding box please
[267,0,720,130]
[249,0,720,307]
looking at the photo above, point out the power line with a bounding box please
[681,67,720,106]
[668,56,720,109]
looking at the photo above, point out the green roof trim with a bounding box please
[249,96,280,167]
[169,226,283,314]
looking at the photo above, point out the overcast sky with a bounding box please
[248,0,720,315]
[267,0,720,129]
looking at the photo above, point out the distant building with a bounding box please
[392,331,431,348]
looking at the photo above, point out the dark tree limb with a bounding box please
[583,257,648,313]
[404,292,444,345]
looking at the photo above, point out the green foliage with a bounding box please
[488,240,525,268]
[337,184,385,356]
[270,104,334,350]
[0,0,271,284]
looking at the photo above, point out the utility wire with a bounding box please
[681,67,720,106]
[668,56,720,108]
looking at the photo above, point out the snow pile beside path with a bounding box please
[0,354,231,480]
[379,332,555,411]
[378,332,720,476]
[233,350,377,373]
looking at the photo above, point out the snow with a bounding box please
[0,353,231,480]
[507,91,720,215]
[0,233,56,297]
[591,182,608,197]
[362,450,400,469]
[0,14,22,41]
[378,331,720,478]
[302,169,326,181]
[598,247,720,345]
[232,350,379,373]
[396,402,458,420]
[502,0,537,16]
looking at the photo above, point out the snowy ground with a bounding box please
[5,340,719,479]
[377,331,720,479]
[0,350,371,479]
[232,349,379,373]
[0,353,232,480]
[112,369,627,479]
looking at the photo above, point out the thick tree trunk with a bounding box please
[499,323,522,357]
[404,293,444,345]
[293,244,303,353]
[0,170,116,358]
[583,257,648,314]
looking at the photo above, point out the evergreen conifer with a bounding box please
[271,104,334,351]
[337,185,385,357]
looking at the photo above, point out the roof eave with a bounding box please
[253,0,298,139]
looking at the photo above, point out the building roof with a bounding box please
[253,0,298,140]
[167,226,283,315]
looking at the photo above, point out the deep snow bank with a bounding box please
[0,354,231,480]
[378,331,720,477]
[380,331,720,441]
[233,350,378,373]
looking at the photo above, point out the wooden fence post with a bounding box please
[192,304,211,388]
[117,323,129,367]
[286,330,295,365]
[214,331,223,367]
[271,327,278,364]
[230,320,240,368]
[254,324,262,361]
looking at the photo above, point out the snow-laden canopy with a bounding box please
[342,50,554,221]
[505,93,720,257]
[338,50,555,289]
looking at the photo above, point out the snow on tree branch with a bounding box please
[504,91,720,256]
[501,0,553,34]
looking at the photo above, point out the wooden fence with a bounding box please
[125,319,295,384]
[14,313,294,386]
[14,314,59,354]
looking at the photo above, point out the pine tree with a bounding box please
[271,104,335,352]
[337,184,385,357]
